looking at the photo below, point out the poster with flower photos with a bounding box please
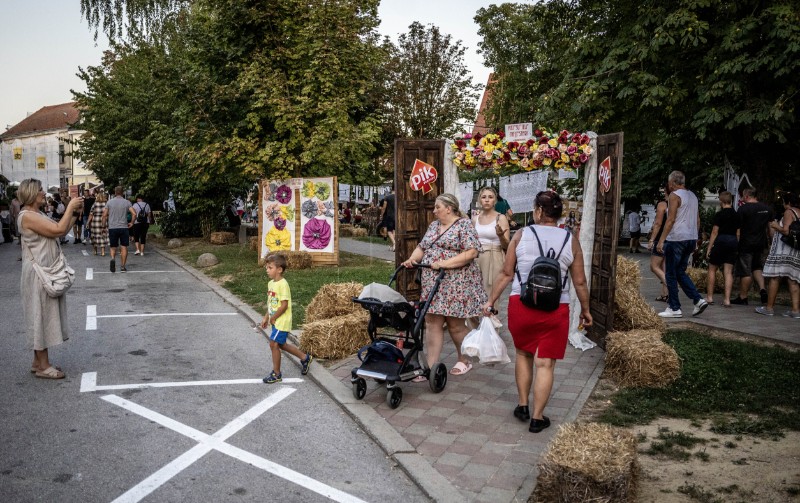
[259,177,339,266]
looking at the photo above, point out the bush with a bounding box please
[159,211,203,238]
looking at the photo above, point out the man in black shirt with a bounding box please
[379,188,396,252]
[731,188,773,305]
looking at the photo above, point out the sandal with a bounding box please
[449,361,473,376]
[35,366,65,379]
[411,376,427,383]
[655,295,669,302]
[31,365,62,374]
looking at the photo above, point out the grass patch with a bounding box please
[677,483,721,503]
[598,330,800,433]
[642,428,707,461]
[162,239,395,324]
[351,236,388,245]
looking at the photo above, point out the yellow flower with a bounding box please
[265,227,291,251]
[555,160,565,168]
[561,153,570,163]
[302,180,316,199]
[543,158,552,166]
[548,139,558,148]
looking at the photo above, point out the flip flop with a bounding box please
[35,366,65,379]
[449,361,472,376]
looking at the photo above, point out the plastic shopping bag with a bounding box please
[461,317,511,365]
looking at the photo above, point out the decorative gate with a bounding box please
[588,132,623,348]
[394,139,446,300]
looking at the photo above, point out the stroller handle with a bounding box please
[388,262,436,286]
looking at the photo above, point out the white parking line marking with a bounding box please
[86,305,97,330]
[80,372,303,392]
[86,268,93,280]
[103,392,366,503]
[82,250,89,256]
[92,270,185,274]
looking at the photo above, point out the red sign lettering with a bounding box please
[599,156,611,193]
[410,159,438,194]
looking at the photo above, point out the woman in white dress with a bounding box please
[472,186,510,295]
[756,192,800,318]
[17,179,83,379]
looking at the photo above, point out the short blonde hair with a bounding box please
[16,179,43,206]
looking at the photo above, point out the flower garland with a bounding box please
[451,129,593,173]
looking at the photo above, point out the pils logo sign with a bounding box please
[410,159,438,194]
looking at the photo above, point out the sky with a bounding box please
[0,0,497,133]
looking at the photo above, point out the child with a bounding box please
[261,253,313,383]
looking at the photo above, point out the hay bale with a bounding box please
[534,422,639,503]
[687,267,723,293]
[305,282,364,323]
[248,236,259,251]
[299,311,370,359]
[210,231,236,245]
[350,227,367,237]
[614,256,666,332]
[284,251,313,270]
[605,329,680,388]
[339,224,355,237]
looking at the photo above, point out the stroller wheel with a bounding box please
[352,378,367,400]
[386,387,403,409]
[429,363,448,393]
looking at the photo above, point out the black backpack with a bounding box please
[357,340,404,365]
[135,203,149,224]
[780,209,800,250]
[516,226,571,311]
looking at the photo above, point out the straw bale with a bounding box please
[533,422,639,503]
[283,251,313,270]
[350,227,368,237]
[339,224,355,237]
[605,329,680,388]
[304,282,365,323]
[687,267,723,293]
[299,311,370,359]
[210,231,236,245]
[613,256,665,332]
[248,236,259,251]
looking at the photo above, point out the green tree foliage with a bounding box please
[381,22,482,140]
[477,0,800,204]
[80,0,187,41]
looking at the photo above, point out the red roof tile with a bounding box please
[1,102,80,139]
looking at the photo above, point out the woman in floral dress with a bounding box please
[87,192,109,255]
[402,193,487,377]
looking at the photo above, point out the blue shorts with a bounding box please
[109,228,130,247]
[269,326,289,345]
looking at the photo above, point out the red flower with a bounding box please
[533,159,543,167]
[526,139,535,146]
[534,129,542,137]
[498,131,505,139]
[572,160,581,168]
[580,134,590,145]
[567,145,577,155]
[474,132,483,141]
[539,137,549,145]
[579,153,588,163]
[572,133,581,143]
[455,139,466,149]
[504,151,511,161]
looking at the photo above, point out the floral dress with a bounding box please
[419,218,487,318]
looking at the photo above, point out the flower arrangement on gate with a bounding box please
[450,128,593,173]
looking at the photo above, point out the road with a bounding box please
[0,239,427,503]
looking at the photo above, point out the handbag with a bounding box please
[780,209,800,250]
[21,211,75,297]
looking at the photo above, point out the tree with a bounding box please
[80,0,188,40]
[476,0,800,204]
[381,22,482,140]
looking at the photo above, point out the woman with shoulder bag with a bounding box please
[472,186,510,296]
[756,192,800,318]
[17,178,83,379]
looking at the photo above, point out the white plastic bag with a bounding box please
[461,317,511,364]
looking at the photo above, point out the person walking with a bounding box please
[731,188,773,305]
[755,192,800,318]
[87,192,109,256]
[379,188,396,252]
[656,171,709,318]
[482,190,593,433]
[472,186,510,295]
[649,187,670,302]
[628,206,643,253]
[132,195,152,256]
[102,186,135,273]
[705,192,739,306]
[82,190,96,243]
[16,179,83,379]
[260,253,313,384]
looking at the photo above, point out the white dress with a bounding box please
[763,210,800,284]
[18,210,69,350]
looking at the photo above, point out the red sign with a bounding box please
[599,156,611,193]
[409,159,438,194]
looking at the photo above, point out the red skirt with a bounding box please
[507,296,570,359]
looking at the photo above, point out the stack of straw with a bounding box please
[304,282,364,322]
[210,231,236,245]
[534,422,639,502]
[613,256,665,332]
[299,282,370,359]
[605,329,680,388]
[687,266,723,293]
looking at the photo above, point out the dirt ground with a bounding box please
[580,377,800,502]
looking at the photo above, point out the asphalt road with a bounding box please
[0,238,427,503]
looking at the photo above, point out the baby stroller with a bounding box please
[350,264,448,408]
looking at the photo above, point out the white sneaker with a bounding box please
[658,308,683,318]
[134,251,140,255]
[692,299,709,316]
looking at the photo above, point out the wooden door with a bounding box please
[394,139,446,300]
[588,132,623,348]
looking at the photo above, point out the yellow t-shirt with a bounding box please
[267,278,292,332]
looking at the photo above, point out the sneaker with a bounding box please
[730,297,748,305]
[120,266,127,273]
[529,416,551,433]
[110,259,116,273]
[658,308,683,318]
[760,289,768,304]
[755,306,774,316]
[692,299,709,316]
[134,251,140,256]
[262,371,282,384]
[300,354,313,375]
[781,311,800,319]
[514,405,530,422]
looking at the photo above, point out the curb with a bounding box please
[154,245,462,502]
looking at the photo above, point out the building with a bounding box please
[471,73,496,136]
[0,102,96,192]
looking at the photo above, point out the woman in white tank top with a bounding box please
[472,186,510,295]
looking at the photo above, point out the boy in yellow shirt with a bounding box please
[261,254,313,383]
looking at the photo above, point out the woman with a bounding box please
[472,186,510,295]
[705,191,738,306]
[482,191,592,433]
[564,211,577,234]
[648,188,669,302]
[401,193,487,377]
[756,192,800,318]
[87,192,109,256]
[17,178,83,379]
